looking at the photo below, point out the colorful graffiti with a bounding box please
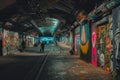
[97,25,106,67]
[106,16,113,55]
[114,29,120,60]
[112,7,120,59]
[79,21,91,62]
[96,18,113,71]
[112,6,120,79]
[92,30,97,66]
[113,7,120,60]
[70,32,73,47]
[80,23,89,55]
[2,29,19,55]
[74,34,80,54]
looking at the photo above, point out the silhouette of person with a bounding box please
[41,42,45,52]
[39,42,42,52]
[21,40,26,52]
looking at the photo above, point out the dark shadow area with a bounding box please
[0,55,46,80]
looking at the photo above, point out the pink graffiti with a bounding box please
[92,30,96,48]
[91,30,97,66]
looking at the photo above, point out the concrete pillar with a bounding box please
[0,26,3,56]
[0,40,2,56]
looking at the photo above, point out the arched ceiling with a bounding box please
[0,0,106,36]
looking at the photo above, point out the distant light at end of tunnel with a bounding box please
[39,18,60,35]
[52,18,60,27]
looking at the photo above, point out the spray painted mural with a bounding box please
[80,21,91,62]
[92,29,97,66]
[96,16,113,72]
[74,26,80,54]
[112,6,120,78]
[2,29,19,55]
[107,15,113,72]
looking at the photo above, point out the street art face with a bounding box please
[80,23,89,55]
[92,30,97,66]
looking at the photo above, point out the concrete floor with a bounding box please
[0,55,46,80]
[0,45,112,80]
[39,54,112,80]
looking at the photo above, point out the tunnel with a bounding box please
[0,0,120,80]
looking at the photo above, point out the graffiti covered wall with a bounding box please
[74,26,80,54]
[96,16,113,71]
[91,29,97,66]
[74,34,80,54]
[80,21,91,62]
[2,29,19,55]
[70,32,73,48]
[112,6,120,71]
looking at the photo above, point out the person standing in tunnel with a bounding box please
[41,42,45,52]
[39,41,42,52]
[21,40,26,52]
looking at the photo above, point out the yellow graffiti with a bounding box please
[5,35,10,41]
[80,41,89,55]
